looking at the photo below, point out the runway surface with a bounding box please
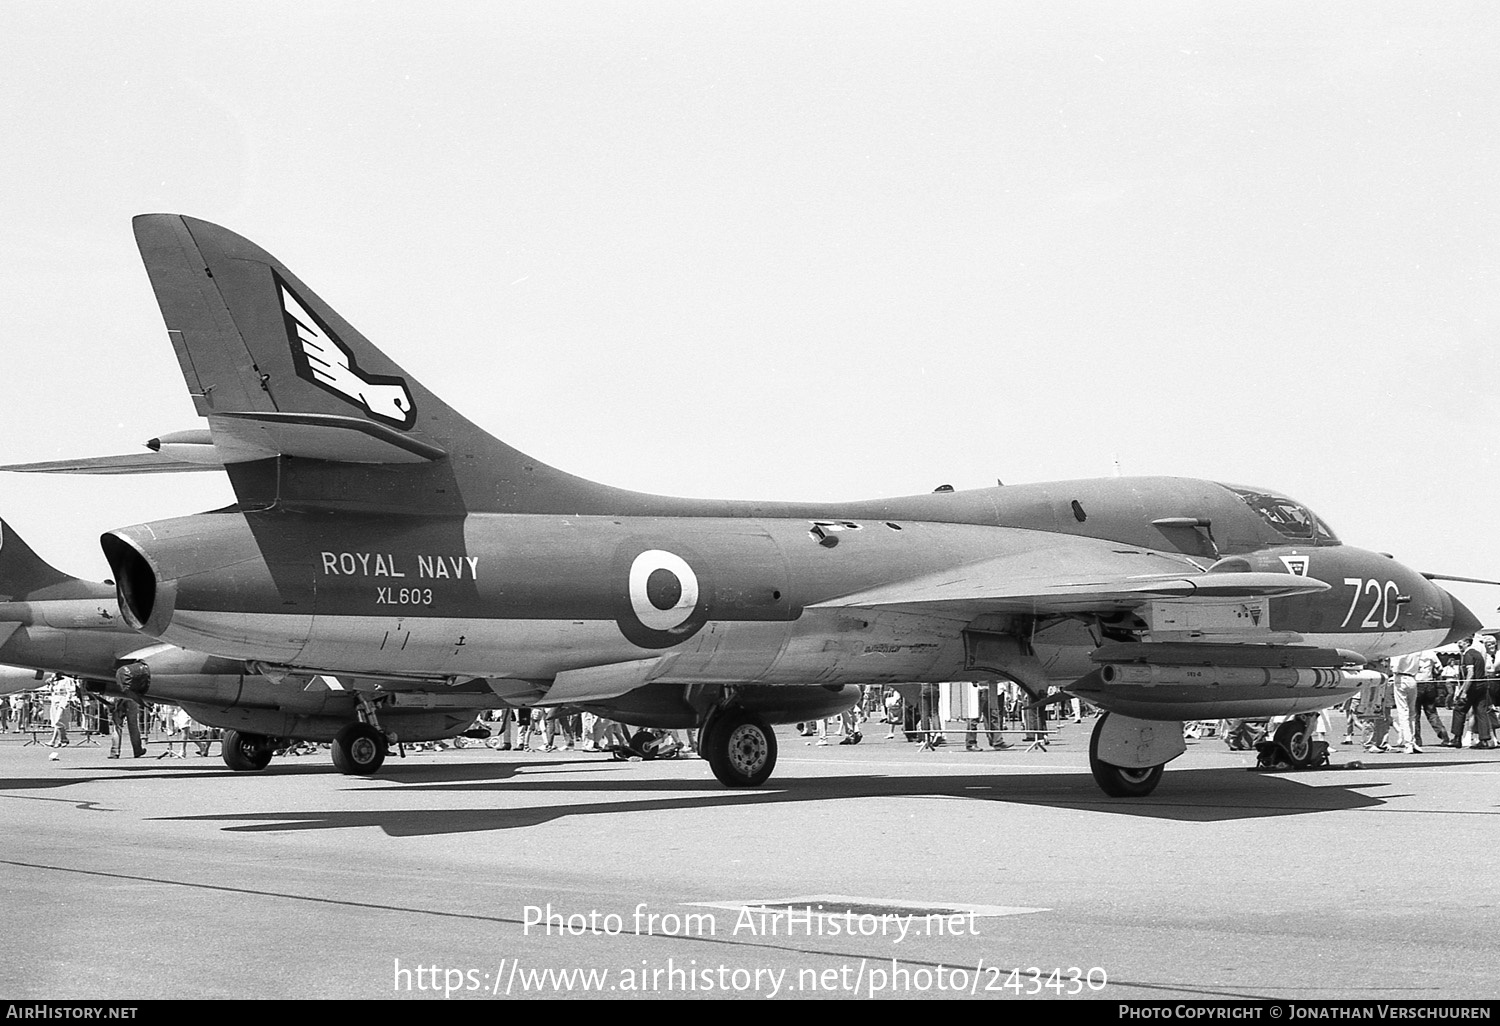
[3,719,1497,1001]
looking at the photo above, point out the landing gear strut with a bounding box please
[1088,713,1166,798]
[701,709,777,787]
[221,729,275,772]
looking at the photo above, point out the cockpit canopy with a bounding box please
[1224,485,1339,545]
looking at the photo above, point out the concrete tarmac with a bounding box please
[3,718,1498,1001]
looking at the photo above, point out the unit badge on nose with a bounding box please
[1280,555,1310,576]
[616,548,709,648]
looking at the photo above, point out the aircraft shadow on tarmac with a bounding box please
[0,757,549,795]
[145,762,1413,836]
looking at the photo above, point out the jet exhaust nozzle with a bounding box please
[101,533,155,629]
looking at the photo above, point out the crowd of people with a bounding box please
[9,643,1500,762]
[1341,637,1499,754]
[2,675,196,758]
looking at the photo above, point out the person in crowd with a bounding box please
[965,682,1011,750]
[1359,659,1394,752]
[836,697,864,746]
[108,694,148,759]
[47,676,75,748]
[1388,650,1425,753]
[1412,649,1452,748]
[882,687,903,740]
[1447,635,1495,749]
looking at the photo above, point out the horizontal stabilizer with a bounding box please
[0,408,448,476]
[0,452,223,475]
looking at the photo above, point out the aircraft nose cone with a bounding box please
[1441,589,1484,646]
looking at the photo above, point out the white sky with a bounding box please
[2,1,1498,620]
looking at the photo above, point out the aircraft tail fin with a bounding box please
[0,519,89,599]
[131,215,634,514]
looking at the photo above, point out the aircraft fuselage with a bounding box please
[103,475,1467,717]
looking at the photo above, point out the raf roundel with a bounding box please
[628,550,699,631]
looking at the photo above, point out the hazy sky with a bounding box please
[2,2,1498,619]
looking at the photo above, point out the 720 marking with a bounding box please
[1341,578,1402,629]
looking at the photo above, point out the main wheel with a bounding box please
[221,730,274,772]
[1272,719,1316,768]
[704,710,777,787]
[1088,714,1164,798]
[331,722,387,775]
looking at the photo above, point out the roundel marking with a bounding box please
[629,550,699,631]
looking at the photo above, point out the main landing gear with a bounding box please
[701,709,778,787]
[331,722,388,775]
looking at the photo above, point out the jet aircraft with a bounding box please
[3,215,1482,796]
[0,515,495,770]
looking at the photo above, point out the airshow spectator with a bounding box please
[1413,650,1452,748]
[107,695,148,759]
[1447,636,1494,748]
[1388,651,1425,753]
[47,676,76,748]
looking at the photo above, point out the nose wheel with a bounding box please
[1259,715,1329,770]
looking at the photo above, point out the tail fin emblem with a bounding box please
[278,277,417,429]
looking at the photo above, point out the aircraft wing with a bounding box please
[809,534,1327,620]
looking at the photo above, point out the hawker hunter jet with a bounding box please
[3,215,1481,797]
[0,515,496,771]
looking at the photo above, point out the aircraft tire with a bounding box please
[629,729,656,758]
[1088,714,1163,798]
[221,730,274,772]
[1272,719,1316,769]
[704,710,777,788]
[331,723,387,775]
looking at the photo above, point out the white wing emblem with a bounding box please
[280,284,416,429]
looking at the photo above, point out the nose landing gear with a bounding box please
[1255,714,1329,771]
